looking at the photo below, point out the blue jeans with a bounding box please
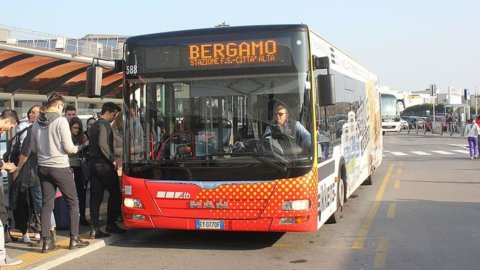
[468,137,478,157]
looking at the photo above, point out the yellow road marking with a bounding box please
[394,180,400,189]
[396,168,402,176]
[386,203,396,219]
[352,164,394,249]
[373,237,390,268]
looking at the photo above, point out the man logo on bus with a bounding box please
[189,200,228,209]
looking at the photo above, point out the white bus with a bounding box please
[381,93,406,133]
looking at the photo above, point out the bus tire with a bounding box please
[326,175,345,224]
[363,174,373,185]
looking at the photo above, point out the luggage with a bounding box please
[53,191,70,230]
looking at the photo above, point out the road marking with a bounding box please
[387,203,396,219]
[373,237,390,268]
[410,151,431,155]
[390,151,407,156]
[352,164,394,249]
[431,150,454,155]
[449,144,468,148]
[396,168,402,176]
[452,149,470,154]
[394,180,400,189]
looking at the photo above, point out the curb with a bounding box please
[23,233,121,270]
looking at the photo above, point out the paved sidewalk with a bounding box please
[3,202,124,270]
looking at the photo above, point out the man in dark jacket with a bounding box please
[88,102,126,238]
[0,109,22,266]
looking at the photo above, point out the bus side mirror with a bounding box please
[317,74,335,106]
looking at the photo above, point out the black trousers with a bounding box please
[37,166,80,238]
[71,166,87,218]
[88,159,121,228]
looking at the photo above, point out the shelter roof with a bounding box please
[0,42,122,98]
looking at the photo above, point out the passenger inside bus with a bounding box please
[129,100,145,160]
[263,103,311,160]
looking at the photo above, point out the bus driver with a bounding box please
[263,103,311,155]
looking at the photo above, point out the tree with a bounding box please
[402,103,446,116]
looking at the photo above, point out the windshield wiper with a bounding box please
[207,152,288,173]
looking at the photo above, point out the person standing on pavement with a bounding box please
[463,117,479,160]
[0,109,22,266]
[10,105,42,244]
[476,116,480,155]
[88,102,126,239]
[11,108,58,247]
[30,92,90,253]
[69,117,90,226]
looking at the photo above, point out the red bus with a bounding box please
[119,24,382,232]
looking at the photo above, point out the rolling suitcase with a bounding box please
[53,191,70,230]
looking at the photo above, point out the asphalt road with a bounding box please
[53,134,480,270]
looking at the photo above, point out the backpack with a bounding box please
[2,126,31,165]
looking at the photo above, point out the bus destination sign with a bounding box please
[188,39,283,67]
[133,37,295,77]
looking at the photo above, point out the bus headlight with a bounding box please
[124,198,143,208]
[282,199,310,211]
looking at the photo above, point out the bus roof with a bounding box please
[125,24,309,43]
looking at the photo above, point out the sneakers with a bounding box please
[34,233,41,241]
[4,255,22,266]
[21,233,32,243]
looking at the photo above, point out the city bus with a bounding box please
[119,24,382,232]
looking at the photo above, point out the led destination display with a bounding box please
[129,37,295,76]
[188,40,281,67]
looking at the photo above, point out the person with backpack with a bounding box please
[463,117,480,160]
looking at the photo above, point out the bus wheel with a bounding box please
[363,174,373,185]
[327,176,345,224]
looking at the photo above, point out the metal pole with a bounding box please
[432,94,435,132]
[475,86,478,117]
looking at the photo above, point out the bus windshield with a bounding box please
[381,94,399,119]
[124,73,313,181]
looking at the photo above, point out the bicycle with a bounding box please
[399,121,410,134]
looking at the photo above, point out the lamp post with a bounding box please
[475,86,478,117]
[431,84,436,130]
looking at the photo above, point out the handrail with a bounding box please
[0,24,125,60]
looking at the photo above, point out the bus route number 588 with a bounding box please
[126,65,137,75]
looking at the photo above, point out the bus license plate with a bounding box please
[195,220,224,230]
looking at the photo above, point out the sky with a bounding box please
[2,0,479,93]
